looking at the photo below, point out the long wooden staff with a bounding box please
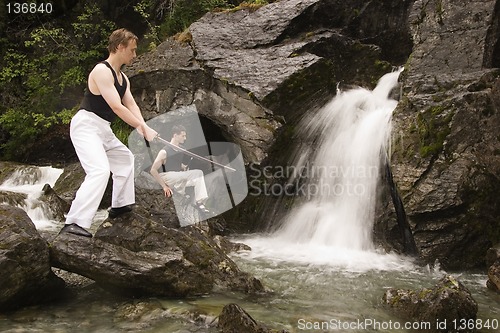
[154,135,236,172]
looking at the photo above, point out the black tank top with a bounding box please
[163,145,187,172]
[79,61,127,122]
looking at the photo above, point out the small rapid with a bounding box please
[0,165,63,230]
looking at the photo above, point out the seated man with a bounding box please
[149,125,210,214]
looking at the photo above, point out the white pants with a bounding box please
[160,169,208,203]
[65,110,135,228]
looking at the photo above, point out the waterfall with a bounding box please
[275,68,403,250]
[0,166,64,229]
[238,69,406,270]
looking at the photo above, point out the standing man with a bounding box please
[149,125,210,214]
[59,28,158,238]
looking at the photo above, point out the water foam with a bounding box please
[0,166,63,229]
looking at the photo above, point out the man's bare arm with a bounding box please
[149,150,172,197]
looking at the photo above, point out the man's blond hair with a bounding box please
[107,28,138,53]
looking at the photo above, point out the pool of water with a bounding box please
[222,235,500,332]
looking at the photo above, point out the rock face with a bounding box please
[53,162,112,210]
[383,275,478,333]
[487,260,500,293]
[191,0,326,101]
[49,207,264,297]
[486,245,500,293]
[126,39,281,163]
[0,205,64,310]
[386,0,500,269]
[217,303,289,333]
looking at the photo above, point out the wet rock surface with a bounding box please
[0,205,64,310]
[381,0,500,269]
[217,303,289,333]
[49,207,264,297]
[486,245,500,293]
[383,275,478,332]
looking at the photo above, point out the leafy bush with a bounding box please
[0,4,115,160]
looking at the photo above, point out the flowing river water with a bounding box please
[1,69,499,332]
[0,229,499,332]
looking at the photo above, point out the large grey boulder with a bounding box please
[383,275,478,333]
[126,38,281,163]
[487,260,500,293]
[486,245,500,293]
[0,205,64,310]
[0,161,21,184]
[49,207,263,297]
[217,303,289,333]
[51,159,227,231]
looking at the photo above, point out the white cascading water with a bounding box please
[276,68,403,249]
[0,166,63,229]
[238,69,408,270]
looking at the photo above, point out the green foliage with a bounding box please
[225,0,269,13]
[133,0,238,49]
[111,118,134,146]
[134,0,162,51]
[0,108,76,158]
[0,4,116,160]
[158,0,237,37]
